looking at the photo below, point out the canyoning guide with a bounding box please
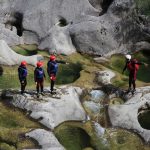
[18,61,28,94]
[47,54,67,94]
[122,54,146,94]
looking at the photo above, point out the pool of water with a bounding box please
[138,110,150,130]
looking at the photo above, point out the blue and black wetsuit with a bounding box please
[18,65,27,94]
[34,67,45,94]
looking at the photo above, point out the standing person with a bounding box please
[18,61,28,94]
[122,54,145,94]
[34,61,45,96]
[47,54,67,94]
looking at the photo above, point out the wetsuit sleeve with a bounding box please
[56,60,66,64]
[134,62,144,65]
[123,62,127,72]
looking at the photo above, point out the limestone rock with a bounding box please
[0,0,149,55]
[0,40,43,66]
[96,70,116,85]
[90,90,105,103]
[25,129,65,150]
[108,86,150,143]
[38,26,76,55]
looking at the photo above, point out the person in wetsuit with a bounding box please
[34,61,45,95]
[122,54,144,93]
[18,61,28,94]
[47,55,67,94]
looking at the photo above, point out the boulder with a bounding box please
[96,70,116,85]
[25,129,65,150]
[0,40,43,66]
[38,26,76,55]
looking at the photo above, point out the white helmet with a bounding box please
[125,54,131,60]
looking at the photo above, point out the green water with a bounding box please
[138,110,150,130]
[54,124,93,150]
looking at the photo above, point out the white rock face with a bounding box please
[108,86,150,143]
[25,129,65,150]
[0,0,148,55]
[38,26,76,55]
[0,40,43,66]
[12,86,86,129]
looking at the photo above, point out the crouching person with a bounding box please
[18,61,28,94]
[34,61,45,96]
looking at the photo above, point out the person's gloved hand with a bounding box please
[21,81,24,84]
[35,82,37,85]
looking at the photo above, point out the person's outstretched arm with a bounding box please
[56,60,67,64]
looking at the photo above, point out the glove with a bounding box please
[35,82,37,85]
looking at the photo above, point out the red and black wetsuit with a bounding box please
[18,65,27,94]
[34,67,45,94]
[123,59,143,90]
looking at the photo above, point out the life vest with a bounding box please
[19,66,27,78]
[127,59,139,71]
[36,68,44,79]
[48,61,58,74]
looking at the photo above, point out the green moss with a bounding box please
[54,121,109,150]
[0,142,16,150]
[106,129,149,150]
[135,0,150,16]
[55,125,91,150]
[56,62,82,85]
[0,101,41,149]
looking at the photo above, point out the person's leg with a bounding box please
[24,79,27,92]
[21,81,24,94]
[36,81,40,94]
[21,79,26,94]
[40,80,44,93]
[128,74,132,92]
[51,80,55,94]
[133,73,137,91]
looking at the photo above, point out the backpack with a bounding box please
[48,61,58,74]
[36,68,44,79]
[127,59,139,71]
